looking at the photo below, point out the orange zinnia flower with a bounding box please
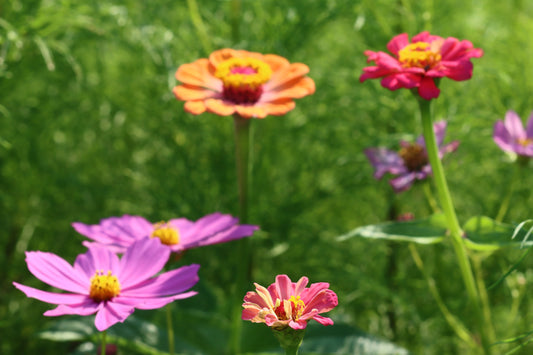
[173,49,315,119]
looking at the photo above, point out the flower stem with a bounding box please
[186,0,212,55]
[166,303,175,355]
[100,330,107,355]
[272,327,305,355]
[417,98,490,354]
[230,0,242,43]
[495,162,520,222]
[228,115,253,354]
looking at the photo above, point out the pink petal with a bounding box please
[274,274,293,300]
[390,172,417,192]
[24,251,88,294]
[526,112,533,138]
[294,276,309,296]
[117,238,170,288]
[74,244,121,280]
[386,33,410,56]
[13,282,88,305]
[417,77,440,100]
[504,110,526,140]
[121,264,199,297]
[364,148,406,179]
[312,314,334,326]
[94,301,135,331]
[44,300,101,316]
[115,291,198,310]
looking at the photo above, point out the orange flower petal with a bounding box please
[265,63,311,91]
[263,54,290,73]
[175,58,221,91]
[235,105,268,119]
[209,49,239,67]
[173,85,219,101]
[260,99,296,116]
[261,77,315,102]
[184,101,207,115]
[204,98,237,116]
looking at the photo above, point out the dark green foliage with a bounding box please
[2,0,533,354]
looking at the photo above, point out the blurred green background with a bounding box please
[2,0,533,354]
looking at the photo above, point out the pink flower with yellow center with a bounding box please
[493,110,533,158]
[242,274,338,330]
[173,48,315,119]
[72,212,259,254]
[13,238,199,331]
[360,31,483,100]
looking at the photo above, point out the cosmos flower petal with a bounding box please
[364,148,406,179]
[44,300,101,317]
[504,110,526,140]
[121,264,200,297]
[526,112,533,138]
[115,291,198,310]
[13,282,88,305]
[390,173,417,192]
[24,251,88,293]
[117,238,170,288]
[74,244,121,279]
[94,301,135,331]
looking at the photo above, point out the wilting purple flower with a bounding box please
[365,121,459,192]
[72,212,259,254]
[13,238,199,331]
[493,110,533,157]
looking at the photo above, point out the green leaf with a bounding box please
[337,214,447,245]
[463,216,533,251]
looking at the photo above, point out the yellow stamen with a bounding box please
[518,138,533,147]
[89,270,120,301]
[274,295,306,320]
[398,42,441,69]
[215,57,272,89]
[151,222,180,245]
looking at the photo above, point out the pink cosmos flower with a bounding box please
[360,31,483,100]
[365,121,459,192]
[13,237,199,331]
[493,110,533,157]
[242,274,338,330]
[72,212,259,254]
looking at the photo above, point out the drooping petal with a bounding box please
[417,77,440,100]
[94,301,135,331]
[13,282,88,305]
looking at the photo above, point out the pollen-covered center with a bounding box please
[151,222,180,245]
[399,143,429,172]
[215,57,272,104]
[398,42,442,70]
[89,270,120,301]
[274,295,306,321]
[517,138,533,147]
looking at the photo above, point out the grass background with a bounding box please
[1,0,533,353]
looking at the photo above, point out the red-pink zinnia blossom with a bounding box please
[13,238,199,331]
[242,274,338,330]
[360,31,483,100]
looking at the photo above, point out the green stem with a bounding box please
[422,180,440,213]
[166,303,175,355]
[472,254,496,343]
[228,115,253,354]
[495,162,520,222]
[230,0,241,43]
[100,330,107,355]
[186,0,212,55]
[417,98,490,354]
[409,244,476,348]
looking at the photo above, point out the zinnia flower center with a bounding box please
[89,270,121,301]
[398,42,441,69]
[215,57,272,104]
[274,295,306,320]
[151,222,180,245]
[399,143,429,171]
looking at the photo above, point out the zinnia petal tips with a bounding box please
[173,48,315,119]
[360,31,483,100]
[242,274,338,330]
[13,238,199,331]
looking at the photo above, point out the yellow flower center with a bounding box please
[518,138,533,147]
[215,57,272,104]
[398,42,441,69]
[274,295,306,320]
[151,222,180,245]
[399,143,428,172]
[89,270,120,301]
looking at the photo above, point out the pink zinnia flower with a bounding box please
[360,31,483,100]
[13,238,199,331]
[493,110,533,157]
[242,274,338,330]
[365,121,459,192]
[72,212,259,254]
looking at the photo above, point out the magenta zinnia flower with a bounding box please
[360,31,483,100]
[242,274,338,330]
[365,121,459,192]
[72,212,259,254]
[493,110,533,158]
[13,238,199,331]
